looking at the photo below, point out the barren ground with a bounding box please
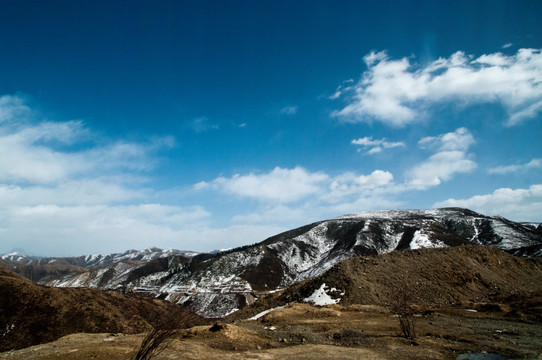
[2,299,541,360]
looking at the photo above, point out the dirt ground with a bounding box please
[2,301,541,360]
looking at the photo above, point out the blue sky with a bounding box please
[1,0,541,256]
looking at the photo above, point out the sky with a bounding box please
[0,0,541,256]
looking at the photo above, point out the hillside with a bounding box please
[229,245,542,320]
[0,268,207,352]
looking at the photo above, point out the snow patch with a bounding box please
[410,231,444,249]
[249,305,287,320]
[304,283,341,306]
[2,324,15,337]
[223,308,239,317]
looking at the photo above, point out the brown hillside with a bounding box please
[0,269,207,351]
[231,246,542,320]
[0,259,86,283]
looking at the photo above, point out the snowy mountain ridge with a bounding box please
[3,208,542,318]
[1,247,199,269]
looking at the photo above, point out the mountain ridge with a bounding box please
[2,207,541,318]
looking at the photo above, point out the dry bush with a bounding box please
[131,310,200,360]
[132,326,178,360]
[389,273,419,340]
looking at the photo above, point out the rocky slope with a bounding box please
[3,208,542,318]
[228,245,542,320]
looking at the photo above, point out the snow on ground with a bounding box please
[410,231,444,250]
[304,283,341,306]
[249,305,288,320]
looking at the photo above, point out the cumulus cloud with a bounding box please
[195,165,401,222]
[326,170,395,200]
[417,127,475,152]
[195,166,400,205]
[351,136,405,155]
[195,166,329,203]
[226,170,401,226]
[488,158,542,174]
[196,128,481,225]
[434,184,542,222]
[406,128,477,189]
[333,48,542,127]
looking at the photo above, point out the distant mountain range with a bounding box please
[1,247,199,268]
[1,208,541,318]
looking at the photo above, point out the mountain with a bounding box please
[0,268,206,352]
[1,247,198,269]
[4,208,542,318]
[0,247,198,284]
[228,245,542,321]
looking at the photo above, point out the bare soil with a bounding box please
[1,300,541,359]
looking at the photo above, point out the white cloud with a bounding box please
[488,158,542,174]
[333,48,542,127]
[328,79,354,100]
[195,166,329,203]
[507,100,542,126]
[406,128,477,189]
[0,120,164,184]
[417,127,475,152]
[0,203,213,256]
[0,95,31,123]
[406,151,477,189]
[0,94,218,256]
[196,167,400,207]
[195,166,402,225]
[197,128,480,226]
[326,170,395,201]
[351,136,405,155]
[280,106,298,115]
[190,117,219,132]
[0,180,143,206]
[434,184,542,222]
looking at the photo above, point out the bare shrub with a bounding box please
[131,326,178,360]
[131,310,200,360]
[389,274,419,340]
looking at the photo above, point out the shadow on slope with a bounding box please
[0,269,207,352]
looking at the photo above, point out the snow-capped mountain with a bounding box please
[0,247,199,285]
[6,208,542,318]
[0,251,32,263]
[1,247,198,268]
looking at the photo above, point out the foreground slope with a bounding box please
[0,268,206,352]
